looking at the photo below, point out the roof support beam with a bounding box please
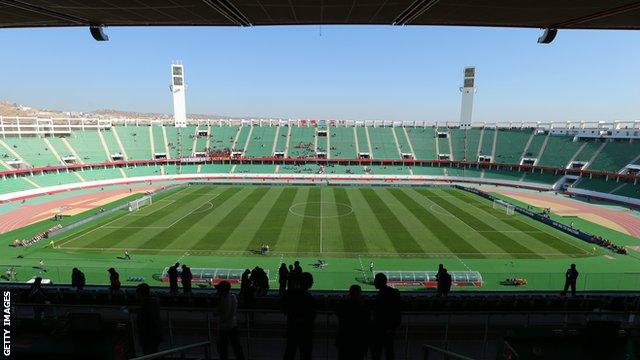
[201,0,252,26]
[0,0,90,24]
[551,1,640,28]
[393,0,441,26]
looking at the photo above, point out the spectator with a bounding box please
[278,263,289,295]
[71,267,86,291]
[436,264,446,296]
[281,272,316,360]
[215,281,245,360]
[136,283,163,355]
[28,276,47,319]
[442,268,452,297]
[108,268,121,293]
[239,269,255,307]
[181,264,193,294]
[168,262,179,294]
[562,264,579,296]
[371,273,402,360]
[335,285,370,360]
[287,264,295,289]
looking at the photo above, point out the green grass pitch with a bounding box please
[5,184,640,292]
[55,185,593,258]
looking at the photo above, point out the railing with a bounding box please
[7,301,639,359]
[423,344,477,360]
[130,341,212,360]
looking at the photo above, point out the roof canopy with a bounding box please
[1,0,639,30]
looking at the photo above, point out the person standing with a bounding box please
[281,272,316,360]
[71,268,86,291]
[371,273,402,360]
[181,264,193,294]
[124,249,131,260]
[215,281,245,360]
[136,283,163,355]
[369,261,375,274]
[335,284,370,360]
[562,264,579,296]
[168,262,179,294]
[436,264,446,296]
[108,268,121,293]
[278,263,289,294]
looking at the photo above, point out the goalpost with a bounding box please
[493,199,515,215]
[128,195,153,212]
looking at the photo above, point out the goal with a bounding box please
[493,199,515,215]
[128,195,153,212]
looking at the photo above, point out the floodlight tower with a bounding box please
[459,66,476,129]
[459,67,476,162]
[170,62,187,128]
[170,62,186,174]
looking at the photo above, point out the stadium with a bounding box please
[1,1,640,359]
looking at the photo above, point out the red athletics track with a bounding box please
[494,189,640,238]
[0,185,161,235]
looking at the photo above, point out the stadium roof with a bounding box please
[0,0,640,30]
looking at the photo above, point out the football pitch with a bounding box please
[6,184,640,292]
[55,185,593,258]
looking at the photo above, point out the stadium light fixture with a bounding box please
[537,28,557,44]
[90,25,109,41]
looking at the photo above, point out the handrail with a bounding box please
[130,341,211,360]
[423,344,477,360]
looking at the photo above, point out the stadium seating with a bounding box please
[1,136,61,167]
[405,127,436,160]
[0,125,636,201]
[494,129,532,164]
[116,126,152,160]
[368,127,401,159]
[244,126,277,157]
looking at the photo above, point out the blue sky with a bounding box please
[0,25,638,123]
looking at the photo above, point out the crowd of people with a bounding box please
[592,235,627,254]
[20,260,587,359]
[11,223,61,247]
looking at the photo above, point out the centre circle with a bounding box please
[288,202,354,218]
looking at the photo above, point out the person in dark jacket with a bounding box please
[562,264,579,296]
[436,264,446,296]
[180,264,193,294]
[28,277,47,319]
[71,267,86,291]
[167,262,179,294]
[108,267,121,293]
[278,263,289,294]
[371,273,402,360]
[136,283,163,355]
[281,272,316,360]
[335,284,370,360]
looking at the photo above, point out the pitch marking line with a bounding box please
[57,190,217,247]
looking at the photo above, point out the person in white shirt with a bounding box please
[215,281,245,360]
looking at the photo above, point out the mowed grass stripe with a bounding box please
[196,187,271,251]
[137,187,243,251]
[85,187,215,248]
[297,188,320,253]
[388,188,482,257]
[247,187,298,251]
[449,190,588,256]
[54,187,190,247]
[422,189,542,258]
[333,187,368,253]
[359,188,423,254]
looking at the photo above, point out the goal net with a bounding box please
[493,199,515,215]
[128,195,153,212]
